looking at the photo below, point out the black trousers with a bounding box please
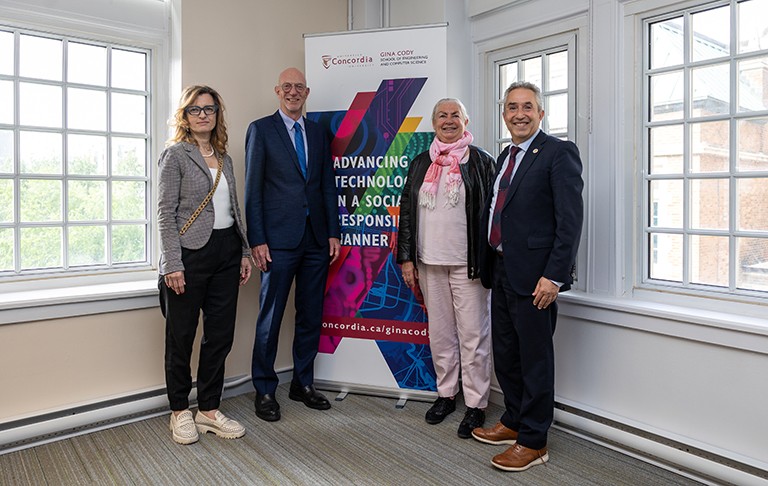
[159,226,242,411]
[491,256,557,450]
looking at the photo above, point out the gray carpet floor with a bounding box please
[0,385,704,485]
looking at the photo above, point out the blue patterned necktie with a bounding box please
[293,121,307,178]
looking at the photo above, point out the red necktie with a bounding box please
[489,146,521,249]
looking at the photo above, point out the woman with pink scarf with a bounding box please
[397,98,496,438]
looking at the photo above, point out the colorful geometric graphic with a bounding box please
[309,77,437,391]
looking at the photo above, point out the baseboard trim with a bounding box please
[0,372,267,455]
[489,387,767,485]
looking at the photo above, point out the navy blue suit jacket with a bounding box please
[244,111,340,250]
[480,131,584,293]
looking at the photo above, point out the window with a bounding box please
[644,0,768,295]
[493,44,574,155]
[0,27,151,277]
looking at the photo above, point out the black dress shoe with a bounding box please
[425,396,456,424]
[255,393,281,422]
[288,382,331,410]
[457,407,485,438]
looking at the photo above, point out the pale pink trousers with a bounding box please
[417,263,491,409]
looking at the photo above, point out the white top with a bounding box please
[417,154,468,266]
[209,167,235,229]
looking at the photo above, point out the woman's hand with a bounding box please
[164,271,185,295]
[240,256,252,286]
[401,261,419,289]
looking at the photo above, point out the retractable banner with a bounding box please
[305,25,447,398]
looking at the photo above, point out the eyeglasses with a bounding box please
[279,83,307,93]
[185,105,218,116]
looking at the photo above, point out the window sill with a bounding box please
[0,277,159,325]
[558,291,768,354]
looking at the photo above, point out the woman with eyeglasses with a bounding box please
[158,85,252,445]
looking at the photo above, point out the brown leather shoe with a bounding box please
[492,443,549,471]
[471,421,518,445]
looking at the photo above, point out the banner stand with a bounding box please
[305,24,448,401]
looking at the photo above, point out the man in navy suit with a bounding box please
[472,81,584,471]
[245,67,340,422]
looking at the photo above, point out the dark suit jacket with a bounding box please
[480,131,584,293]
[244,111,340,250]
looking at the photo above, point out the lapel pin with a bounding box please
[533,148,539,154]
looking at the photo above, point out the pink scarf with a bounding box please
[418,130,473,209]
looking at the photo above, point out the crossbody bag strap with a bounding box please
[179,154,223,236]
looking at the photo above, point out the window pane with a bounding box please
[111,180,145,220]
[20,179,62,222]
[738,0,768,54]
[649,232,683,281]
[547,51,568,91]
[0,30,12,75]
[0,227,12,271]
[498,111,510,140]
[650,180,683,228]
[67,88,107,131]
[0,179,12,222]
[691,120,729,173]
[522,57,542,88]
[3,26,152,276]
[737,237,768,291]
[737,117,768,172]
[650,17,683,69]
[650,71,683,122]
[690,235,729,287]
[20,226,62,269]
[691,6,730,62]
[546,93,568,134]
[499,61,517,99]
[68,225,106,266]
[737,178,768,231]
[68,180,106,221]
[68,134,107,175]
[0,80,12,124]
[112,224,145,263]
[112,49,146,90]
[20,82,62,128]
[0,129,12,173]
[19,34,61,81]
[650,125,683,174]
[738,56,768,113]
[111,93,146,133]
[690,178,729,230]
[691,63,729,117]
[68,42,106,86]
[20,131,62,174]
[112,137,146,176]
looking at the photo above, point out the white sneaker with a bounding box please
[169,410,199,445]
[195,410,246,439]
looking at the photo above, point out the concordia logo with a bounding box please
[322,55,332,69]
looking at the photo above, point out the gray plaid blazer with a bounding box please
[158,141,249,275]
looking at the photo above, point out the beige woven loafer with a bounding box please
[169,410,199,445]
[195,410,246,439]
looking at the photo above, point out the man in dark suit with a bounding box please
[244,67,340,422]
[472,81,584,471]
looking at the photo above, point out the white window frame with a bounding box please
[0,0,173,324]
[632,0,768,309]
[489,35,577,154]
